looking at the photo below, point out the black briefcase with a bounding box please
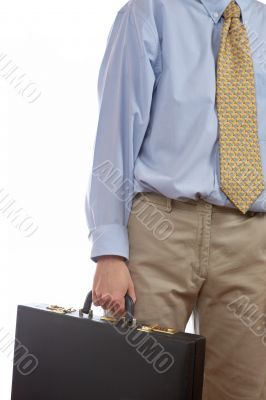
[11,291,206,400]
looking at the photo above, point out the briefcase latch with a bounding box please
[137,324,177,335]
[46,305,76,314]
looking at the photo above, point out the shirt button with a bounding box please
[213,11,219,19]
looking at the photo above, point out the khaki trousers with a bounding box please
[126,192,266,400]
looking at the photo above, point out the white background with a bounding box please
[1,1,265,398]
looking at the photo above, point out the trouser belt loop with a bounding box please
[166,197,172,212]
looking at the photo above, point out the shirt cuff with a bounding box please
[89,224,129,263]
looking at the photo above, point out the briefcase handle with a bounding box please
[81,290,135,324]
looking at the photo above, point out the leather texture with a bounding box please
[11,305,206,400]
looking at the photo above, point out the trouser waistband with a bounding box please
[133,192,260,217]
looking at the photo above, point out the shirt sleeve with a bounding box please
[85,1,160,263]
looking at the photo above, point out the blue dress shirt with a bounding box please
[85,0,266,262]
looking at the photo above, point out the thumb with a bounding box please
[127,278,137,304]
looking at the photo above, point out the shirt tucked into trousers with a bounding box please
[85,0,266,398]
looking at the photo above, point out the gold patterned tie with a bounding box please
[216,0,265,213]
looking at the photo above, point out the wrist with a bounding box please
[98,255,125,263]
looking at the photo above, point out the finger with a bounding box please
[100,294,113,310]
[111,298,125,318]
[92,291,102,306]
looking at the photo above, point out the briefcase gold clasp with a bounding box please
[152,325,177,334]
[47,305,76,314]
[137,324,177,335]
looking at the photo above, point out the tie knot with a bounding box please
[223,1,241,20]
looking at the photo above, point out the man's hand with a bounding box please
[92,255,136,317]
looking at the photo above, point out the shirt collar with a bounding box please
[200,0,253,24]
